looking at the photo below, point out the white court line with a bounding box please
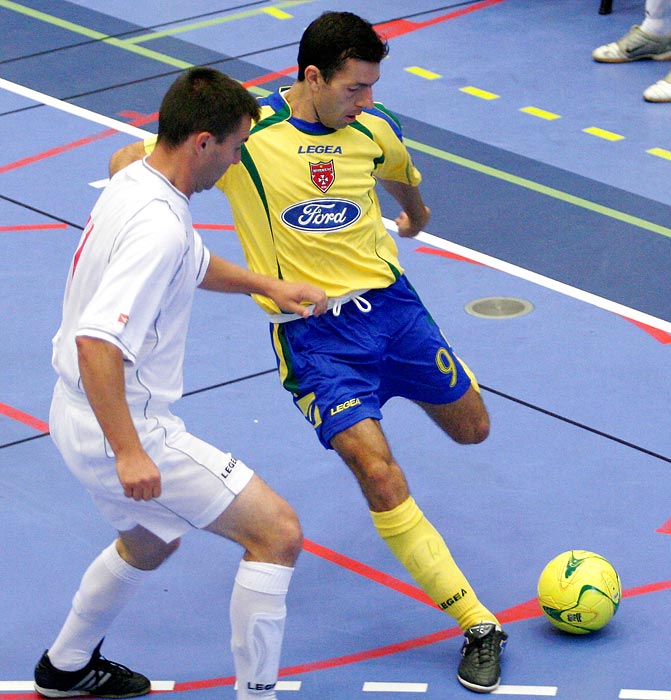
[276,681,302,691]
[0,682,34,691]
[0,77,149,139]
[2,77,668,336]
[363,681,428,692]
[493,685,557,696]
[89,178,111,188]
[384,219,671,336]
[0,680,174,691]
[150,681,175,691]
[620,691,671,700]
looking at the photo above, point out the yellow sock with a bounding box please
[371,496,499,631]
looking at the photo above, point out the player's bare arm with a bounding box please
[200,253,328,317]
[380,179,430,238]
[109,141,146,177]
[76,335,161,501]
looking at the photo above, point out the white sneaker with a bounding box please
[593,25,671,63]
[643,70,671,102]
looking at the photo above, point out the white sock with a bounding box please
[47,541,151,671]
[230,560,293,700]
[643,0,671,36]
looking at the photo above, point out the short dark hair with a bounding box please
[296,11,389,82]
[157,67,260,147]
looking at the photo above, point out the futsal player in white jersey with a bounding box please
[34,67,327,700]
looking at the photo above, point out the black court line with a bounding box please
[3,374,669,465]
[0,0,271,66]
[0,194,83,230]
[481,385,671,465]
[0,0,492,68]
[0,1,499,116]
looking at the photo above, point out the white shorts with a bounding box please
[49,380,254,543]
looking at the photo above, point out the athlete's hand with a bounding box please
[115,448,162,501]
[271,280,328,318]
[396,205,430,238]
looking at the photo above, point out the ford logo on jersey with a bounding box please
[280,198,361,233]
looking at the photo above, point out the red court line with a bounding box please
[194,223,235,231]
[0,223,67,232]
[304,538,436,607]
[244,64,298,87]
[1,570,668,697]
[0,113,158,175]
[0,0,508,178]
[376,0,509,40]
[172,578,671,693]
[0,63,287,177]
[416,245,488,267]
[0,130,117,174]
[656,517,671,534]
[0,402,48,433]
[416,245,671,344]
[623,317,671,344]
[623,579,671,597]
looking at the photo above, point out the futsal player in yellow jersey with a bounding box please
[213,86,419,312]
[111,11,507,693]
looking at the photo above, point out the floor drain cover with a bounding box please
[465,296,534,319]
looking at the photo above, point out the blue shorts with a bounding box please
[270,275,474,449]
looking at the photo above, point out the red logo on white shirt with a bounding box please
[117,313,129,325]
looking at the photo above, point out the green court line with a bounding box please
[124,1,313,45]
[405,138,671,240]
[0,0,191,68]
[0,0,270,95]
[3,0,669,239]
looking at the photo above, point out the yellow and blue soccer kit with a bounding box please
[214,88,475,448]
[141,89,498,636]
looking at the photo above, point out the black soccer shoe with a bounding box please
[457,622,508,693]
[34,639,150,698]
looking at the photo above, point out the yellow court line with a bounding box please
[459,86,500,100]
[405,66,442,80]
[123,1,312,44]
[0,0,275,95]
[3,0,669,235]
[520,106,561,121]
[647,147,671,161]
[264,7,294,20]
[583,126,625,141]
[404,137,671,240]
[0,0,190,68]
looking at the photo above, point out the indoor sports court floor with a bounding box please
[1,1,671,698]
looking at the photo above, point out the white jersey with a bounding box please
[52,158,210,407]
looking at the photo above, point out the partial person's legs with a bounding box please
[591,0,671,100]
[205,475,302,700]
[416,385,490,446]
[35,528,177,698]
[331,417,506,692]
[331,416,496,630]
[642,0,671,36]
[49,530,177,668]
[593,0,671,64]
[642,1,671,103]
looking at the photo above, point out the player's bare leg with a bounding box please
[416,385,490,446]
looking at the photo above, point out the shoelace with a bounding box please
[92,653,135,679]
[332,294,372,317]
[465,630,504,662]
